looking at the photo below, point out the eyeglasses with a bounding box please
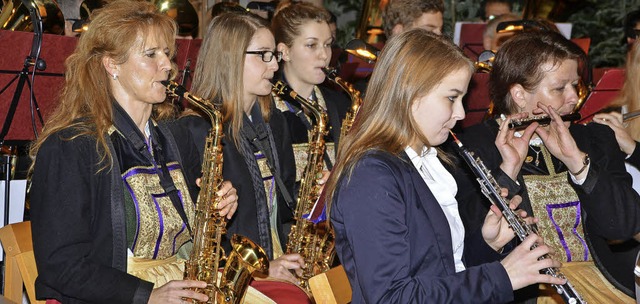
[634,29,640,39]
[245,50,282,62]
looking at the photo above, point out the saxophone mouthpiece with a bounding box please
[161,80,188,98]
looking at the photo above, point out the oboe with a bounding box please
[508,112,582,130]
[450,132,586,304]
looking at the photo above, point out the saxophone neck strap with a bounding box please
[281,95,334,170]
[112,104,193,236]
[242,115,295,209]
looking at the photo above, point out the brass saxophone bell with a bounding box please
[218,234,269,303]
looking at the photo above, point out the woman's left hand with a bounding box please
[316,170,330,194]
[482,190,537,251]
[196,178,238,219]
[535,104,586,175]
[216,181,238,219]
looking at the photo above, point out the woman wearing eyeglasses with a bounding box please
[180,12,310,301]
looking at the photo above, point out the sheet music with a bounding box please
[0,180,28,262]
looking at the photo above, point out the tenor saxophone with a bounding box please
[162,81,269,304]
[322,67,363,139]
[450,132,586,304]
[272,81,335,290]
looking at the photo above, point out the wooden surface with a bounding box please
[0,221,44,304]
[309,265,352,304]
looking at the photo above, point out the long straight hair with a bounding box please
[614,40,640,141]
[324,29,473,219]
[191,12,272,148]
[29,0,177,171]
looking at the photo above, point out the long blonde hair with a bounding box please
[324,29,473,218]
[614,40,640,141]
[190,12,272,148]
[29,0,177,170]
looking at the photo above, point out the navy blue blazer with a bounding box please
[331,150,514,303]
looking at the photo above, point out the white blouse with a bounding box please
[405,146,466,272]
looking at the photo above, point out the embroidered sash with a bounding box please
[523,146,590,263]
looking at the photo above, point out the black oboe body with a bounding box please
[452,136,586,304]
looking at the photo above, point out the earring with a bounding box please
[112,74,118,80]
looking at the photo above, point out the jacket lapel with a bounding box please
[400,151,457,273]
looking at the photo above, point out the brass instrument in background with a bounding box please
[272,81,335,290]
[344,38,380,64]
[507,80,590,130]
[0,0,64,34]
[162,81,269,304]
[322,67,363,139]
[474,50,495,73]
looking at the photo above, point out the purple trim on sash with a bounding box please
[122,163,184,257]
[174,190,187,253]
[151,192,167,259]
[122,178,142,252]
[545,200,588,262]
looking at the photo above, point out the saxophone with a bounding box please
[450,132,586,304]
[272,80,335,289]
[162,81,270,304]
[322,67,363,139]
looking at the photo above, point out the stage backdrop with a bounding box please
[0,30,200,141]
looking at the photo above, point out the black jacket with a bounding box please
[30,116,200,303]
[180,103,296,259]
[455,120,640,297]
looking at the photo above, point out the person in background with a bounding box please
[381,0,444,38]
[594,39,640,193]
[271,2,349,157]
[624,9,640,52]
[459,30,640,302]
[482,0,513,21]
[211,1,249,19]
[482,13,519,51]
[323,28,566,303]
[29,1,239,303]
[181,11,312,302]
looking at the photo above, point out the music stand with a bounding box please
[0,0,46,235]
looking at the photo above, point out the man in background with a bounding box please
[382,0,444,38]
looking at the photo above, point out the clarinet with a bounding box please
[450,132,586,304]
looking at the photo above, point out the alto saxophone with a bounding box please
[163,81,270,304]
[272,81,335,289]
[450,132,586,304]
[322,67,363,139]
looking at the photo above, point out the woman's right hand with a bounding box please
[495,113,539,180]
[500,234,566,290]
[268,253,305,285]
[148,280,208,304]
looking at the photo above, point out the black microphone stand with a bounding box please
[0,0,46,291]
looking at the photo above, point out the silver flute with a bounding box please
[451,132,586,304]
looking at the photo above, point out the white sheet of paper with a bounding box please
[0,180,28,262]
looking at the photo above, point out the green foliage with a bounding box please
[325,0,362,47]
[568,0,637,67]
